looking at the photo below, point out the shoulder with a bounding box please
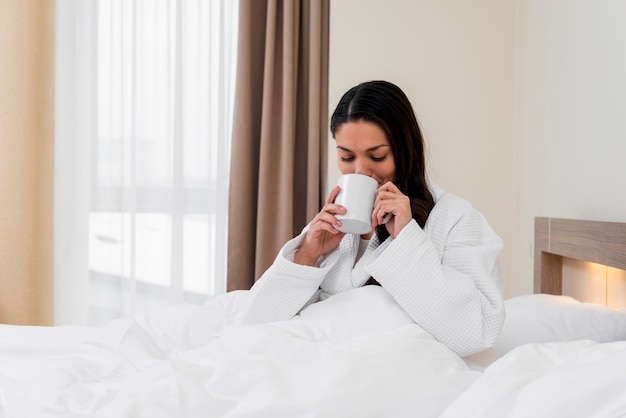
[426,182,474,226]
[425,182,501,245]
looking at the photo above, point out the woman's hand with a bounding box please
[294,186,346,266]
[372,181,412,239]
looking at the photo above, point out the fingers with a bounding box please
[313,186,347,234]
[312,212,342,234]
[324,186,346,231]
[298,186,349,263]
[374,181,402,212]
[372,181,411,232]
[372,202,397,226]
[326,185,341,204]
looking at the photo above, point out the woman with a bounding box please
[241,80,504,357]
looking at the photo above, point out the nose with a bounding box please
[354,159,371,177]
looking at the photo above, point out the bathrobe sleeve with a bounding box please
[366,193,505,357]
[240,229,341,325]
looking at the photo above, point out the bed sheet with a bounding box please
[1,286,625,418]
[0,287,477,418]
[442,339,626,417]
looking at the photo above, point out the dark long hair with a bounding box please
[330,80,435,240]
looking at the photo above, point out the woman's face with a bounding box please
[335,120,395,185]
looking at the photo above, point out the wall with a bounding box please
[513,0,626,295]
[0,0,55,324]
[328,0,517,295]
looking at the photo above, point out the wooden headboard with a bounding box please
[534,217,626,295]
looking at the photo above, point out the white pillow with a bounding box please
[492,293,626,356]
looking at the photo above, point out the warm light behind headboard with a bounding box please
[534,217,626,309]
[561,259,626,309]
[607,267,626,309]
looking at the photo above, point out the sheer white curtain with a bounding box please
[55,0,238,326]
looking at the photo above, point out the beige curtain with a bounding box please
[227,0,329,291]
[0,0,55,325]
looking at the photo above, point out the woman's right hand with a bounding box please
[294,186,346,266]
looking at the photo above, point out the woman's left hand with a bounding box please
[372,181,412,239]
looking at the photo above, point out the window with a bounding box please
[55,0,238,325]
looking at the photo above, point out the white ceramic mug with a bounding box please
[334,174,378,235]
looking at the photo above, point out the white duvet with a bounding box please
[1,286,625,418]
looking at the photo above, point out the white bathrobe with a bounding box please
[242,183,505,357]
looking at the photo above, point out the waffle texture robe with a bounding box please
[241,183,505,357]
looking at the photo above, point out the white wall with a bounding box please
[513,1,626,295]
[328,0,517,295]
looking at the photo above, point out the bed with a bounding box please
[1,217,626,417]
